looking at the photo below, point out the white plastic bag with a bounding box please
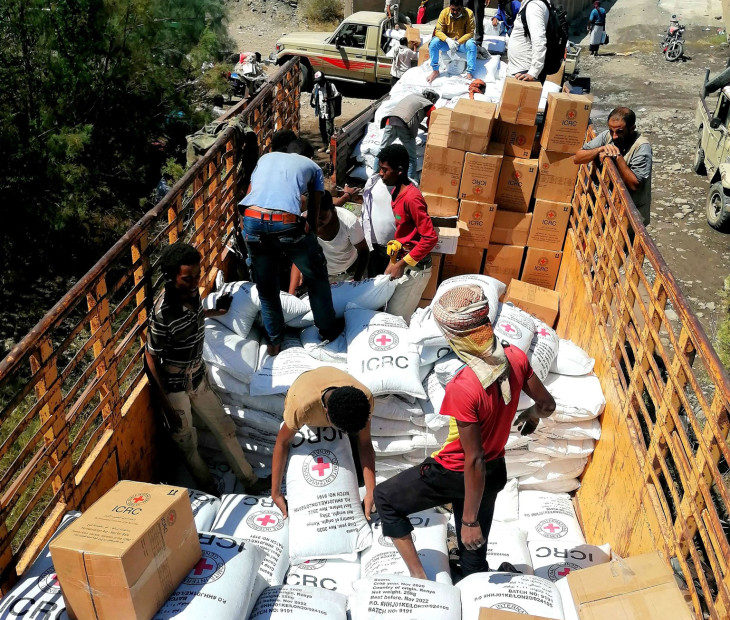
[433,353,466,386]
[285,558,361,597]
[276,292,313,328]
[302,275,398,320]
[486,523,533,575]
[188,489,220,532]
[550,339,595,375]
[350,576,461,620]
[373,396,425,425]
[493,478,519,522]
[371,435,416,456]
[528,437,595,459]
[457,572,564,619]
[535,417,602,441]
[300,326,348,364]
[544,373,606,422]
[203,322,260,382]
[249,585,348,620]
[518,458,588,492]
[154,532,263,620]
[519,490,586,545]
[346,305,425,399]
[251,347,345,396]
[225,404,283,435]
[419,372,447,429]
[286,426,372,564]
[494,303,536,353]
[203,282,259,338]
[528,321,560,381]
[529,542,611,582]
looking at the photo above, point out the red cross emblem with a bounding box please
[257,514,276,527]
[543,522,560,533]
[539,258,548,266]
[538,328,550,337]
[567,109,576,119]
[514,171,522,180]
[375,334,392,347]
[473,211,482,219]
[503,324,515,333]
[132,495,145,503]
[474,186,482,194]
[50,574,59,586]
[516,135,526,145]
[311,457,332,477]
[547,210,556,219]
[193,558,214,575]
[557,567,572,577]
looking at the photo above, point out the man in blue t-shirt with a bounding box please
[239,133,339,355]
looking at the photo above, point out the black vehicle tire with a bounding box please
[299,61,313,92]
[693,133,707,176]
[707,181,730,232]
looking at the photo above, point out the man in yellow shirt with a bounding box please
[270,367,377,520]
[427,0,478,83]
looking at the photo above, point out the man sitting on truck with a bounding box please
[427,0,478,83]
[374,285,556,579]
[374,90,439,182]
[574,107,653,225]
[145,242,270,496]
[270,367,376,520]
[376,144,438,322]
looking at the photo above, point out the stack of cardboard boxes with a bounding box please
[420,78,592,307]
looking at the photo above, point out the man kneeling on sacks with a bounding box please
[374,285,556,578]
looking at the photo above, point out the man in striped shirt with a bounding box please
[145,242,269,495]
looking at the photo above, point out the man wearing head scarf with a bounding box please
[374,285,555,579]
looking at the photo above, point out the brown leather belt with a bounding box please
[242,206,301,223]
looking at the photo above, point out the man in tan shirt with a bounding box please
[271,367,376,519]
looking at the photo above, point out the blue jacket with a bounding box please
[495,1,522,33]
[589,7,606,25]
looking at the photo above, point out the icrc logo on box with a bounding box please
[303,449,340,487]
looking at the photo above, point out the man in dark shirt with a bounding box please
[145,242,269,495]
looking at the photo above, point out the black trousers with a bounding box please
[374,456,507,577]
[466,0,485,45]
[319,117,335,148]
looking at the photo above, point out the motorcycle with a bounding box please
[228,52,267,99]
[662,16,685,62]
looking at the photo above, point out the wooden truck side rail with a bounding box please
[0,59,301,593]
[560,127,730,618]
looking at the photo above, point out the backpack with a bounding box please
[520,0,569,76]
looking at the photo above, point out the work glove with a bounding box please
[446,37,459,53]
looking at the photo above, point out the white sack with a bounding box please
[211,494,290,598]
[486,523,533,575]
[300,325,348,363]
[555,578,580,620]
[528,322,560,381]
[544,373,606,422]
[188,489,220,532]
[350,576,461,620]
[204,282,259,338]
[493,478,519,523]
[276,292,313,328]
[0,512,80,620]
[550,339,595,376]
[519,490,586,545]
[518,458,588,491]
[370,416,425,437]
[493,303,536,353]
[529,542,611,582]
[203,322,260,382]
[361,510,451,584]
[285,558,361,597]
[535,417,602,441]
[154,532,263,620]
[528,437,595,459]
[209,365,249,398]
[208,460,246,495]
[225,404,282,435]
[519,477,581,493]
[373,396,425,425]
[302,275,398,320]
[457,572,564,619]
[419,372,447,429]
[251,347,345,396]
[419,344,453,365]
[371,435,415,456]
[219,386,287,416]
[433,353,466,386]
[286,426,372,564]
[346,305,425,399]
[249,585,348,620]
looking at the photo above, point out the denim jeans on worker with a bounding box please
[241,216,338,345]
[373,125,419,181]
[429,37,478,75]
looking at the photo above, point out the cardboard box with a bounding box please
[431,215,459,228]
[432,226,460,254]
[545,62,565,86]
[406,26,421,45]
[421,141,465,198]
[491,210,533,246]
[504,279,560,326]
[50,481,200,620]
[483,244,525,285]
[567,552,693,620]
[428,108,451,141]
[442,246,484,279]
[495,157,539,213]
[494,121,538,159]
[498,77,542,125]
[423,192,460,218]
[479,610,554,620]
[521,247,563,289]
[535,150,580,203]
[421,253,443,299]
[418,43,429,65]
[527,199,571,251]
[459,151,503,203]
[458,200,497,249]
[540,92,593,154]
[448,99,497,152]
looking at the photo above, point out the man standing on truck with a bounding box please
[239,135,341,356]
[374,285,556,579]
[426,0,478,82]
[310,72,340,153]
[270,367,376,520]
[374,90,439,182]
[377,144,438,322]
[574,107,653,225]
[391,37,419,85]
[145,242,270,496]
[507,0,549,82]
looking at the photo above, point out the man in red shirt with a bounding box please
[374,285,556,579]
[376,144,438,322]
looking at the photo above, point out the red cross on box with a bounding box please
[311,457,331,477]
[133,495,145,503]
[257,514,276,527]
[194,558,214,575]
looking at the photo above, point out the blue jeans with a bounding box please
[373,125,419,182]
[429,37,478,74]
[241,215,338,345]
